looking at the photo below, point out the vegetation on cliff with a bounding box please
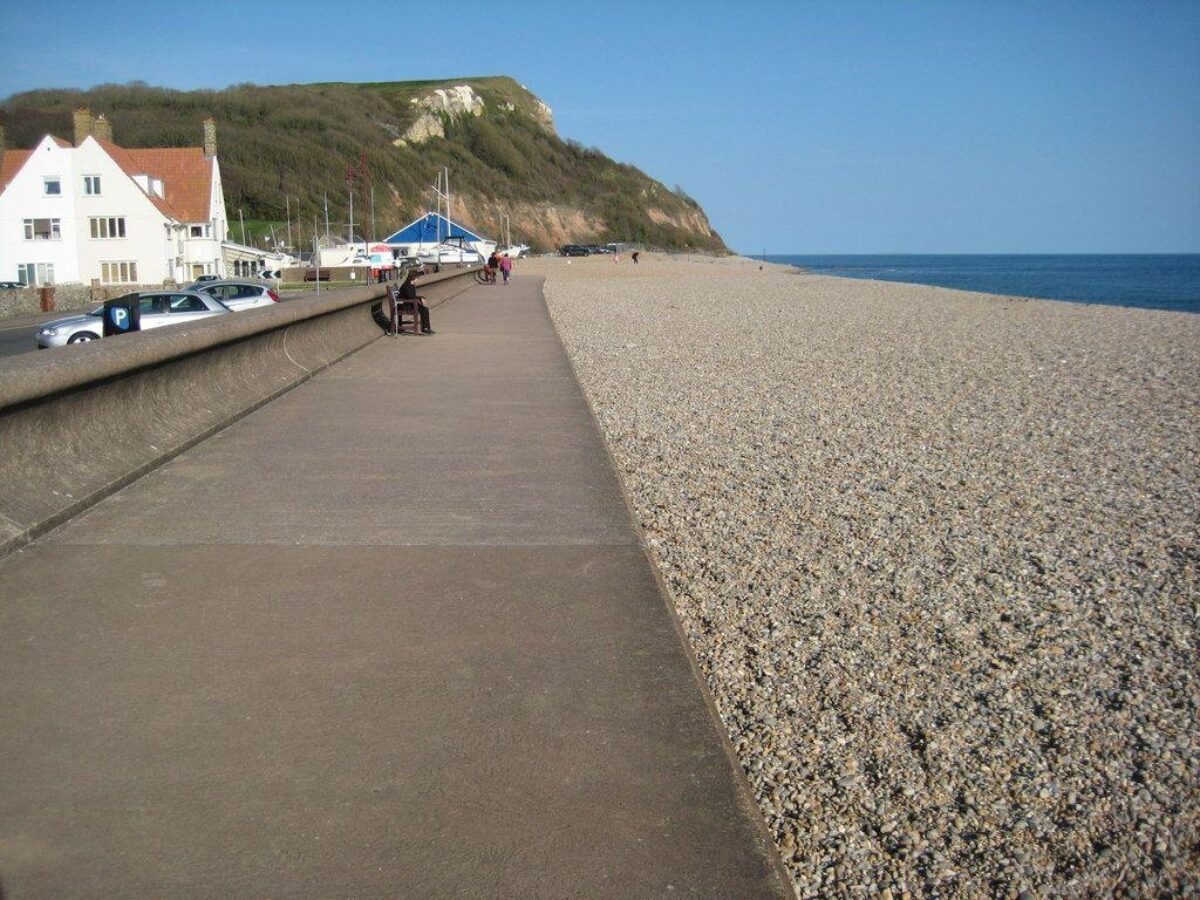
[0,77,726,253]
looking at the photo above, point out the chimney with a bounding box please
[93,114,113,143]
[203,117,217,159]
[73,107,94,147]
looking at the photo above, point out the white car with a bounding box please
[191,280,280,311]
[36,290,230,348]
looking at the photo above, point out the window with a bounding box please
[168,294,207,313]
[23,218,61,240]
[100,261,139,284]
[189,225,204,237]
[84,175,102,195]
[90,217,127,239]
[43,177,61,196]
[17,262,55,285]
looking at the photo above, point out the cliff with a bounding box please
[0,77,726,253]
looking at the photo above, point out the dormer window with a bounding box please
[43,177,61,196]
[133,173,165,198]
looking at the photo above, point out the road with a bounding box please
[0,314,56,359]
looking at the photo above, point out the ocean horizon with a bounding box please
[761,254,1200,314]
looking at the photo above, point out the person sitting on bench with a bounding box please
[397,268,435,335]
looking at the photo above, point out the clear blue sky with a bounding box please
[2,0,1198,254]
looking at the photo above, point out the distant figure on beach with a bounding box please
[398,268,435,334]
[499,254,514,285]
[632,251,640,264]
[485,251,499,284]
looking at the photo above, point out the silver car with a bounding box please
[190,280,280,311]
[36,290,230,349]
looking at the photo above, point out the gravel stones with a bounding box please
[533,255,1200,898]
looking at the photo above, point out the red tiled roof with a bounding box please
[123,147,213,223]
[1,135,215,224]
[0,150,33,192]
[94,138,180,219]
[0,136,70,190]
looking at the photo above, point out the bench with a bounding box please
[303,270,332,282]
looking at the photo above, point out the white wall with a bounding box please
[0,136,80,283]
[73,137,173,286]
[176,157,226,280]
[0,136,226,286]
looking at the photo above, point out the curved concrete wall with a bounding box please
[0,269,478,558]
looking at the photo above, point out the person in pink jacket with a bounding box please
[499,254,514,285]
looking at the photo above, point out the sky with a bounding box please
[2,0,1198,254]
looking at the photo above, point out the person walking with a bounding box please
[499,253,514,285]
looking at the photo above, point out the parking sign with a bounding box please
[103,296,141,337]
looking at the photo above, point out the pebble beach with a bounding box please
[528,254,1200,898]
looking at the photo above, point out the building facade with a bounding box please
[0,111,229,287]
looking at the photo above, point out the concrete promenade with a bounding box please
[0,276,790,897]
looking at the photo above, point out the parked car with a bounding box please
[191,274,220,284]
[0,281,27,289]
[192,280,280,311]
[560,244,590,256]
[35,290,230,349]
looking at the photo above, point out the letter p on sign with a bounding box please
[103,296,141,336]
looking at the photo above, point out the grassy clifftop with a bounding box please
[0,77,726,253]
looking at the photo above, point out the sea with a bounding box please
[763,254,1200,314]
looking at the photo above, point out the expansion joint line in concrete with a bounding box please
[281,325,312,374]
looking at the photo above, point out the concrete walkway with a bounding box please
[0,276,790,897]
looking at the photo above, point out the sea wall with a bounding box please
[0,268,477,558]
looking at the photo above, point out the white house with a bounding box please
[0,109,229,287]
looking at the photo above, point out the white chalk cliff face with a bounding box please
[399,85,486,144]
[519,83,556,133]
[397,84,558,145]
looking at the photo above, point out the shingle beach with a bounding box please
[528,254,1199,898]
